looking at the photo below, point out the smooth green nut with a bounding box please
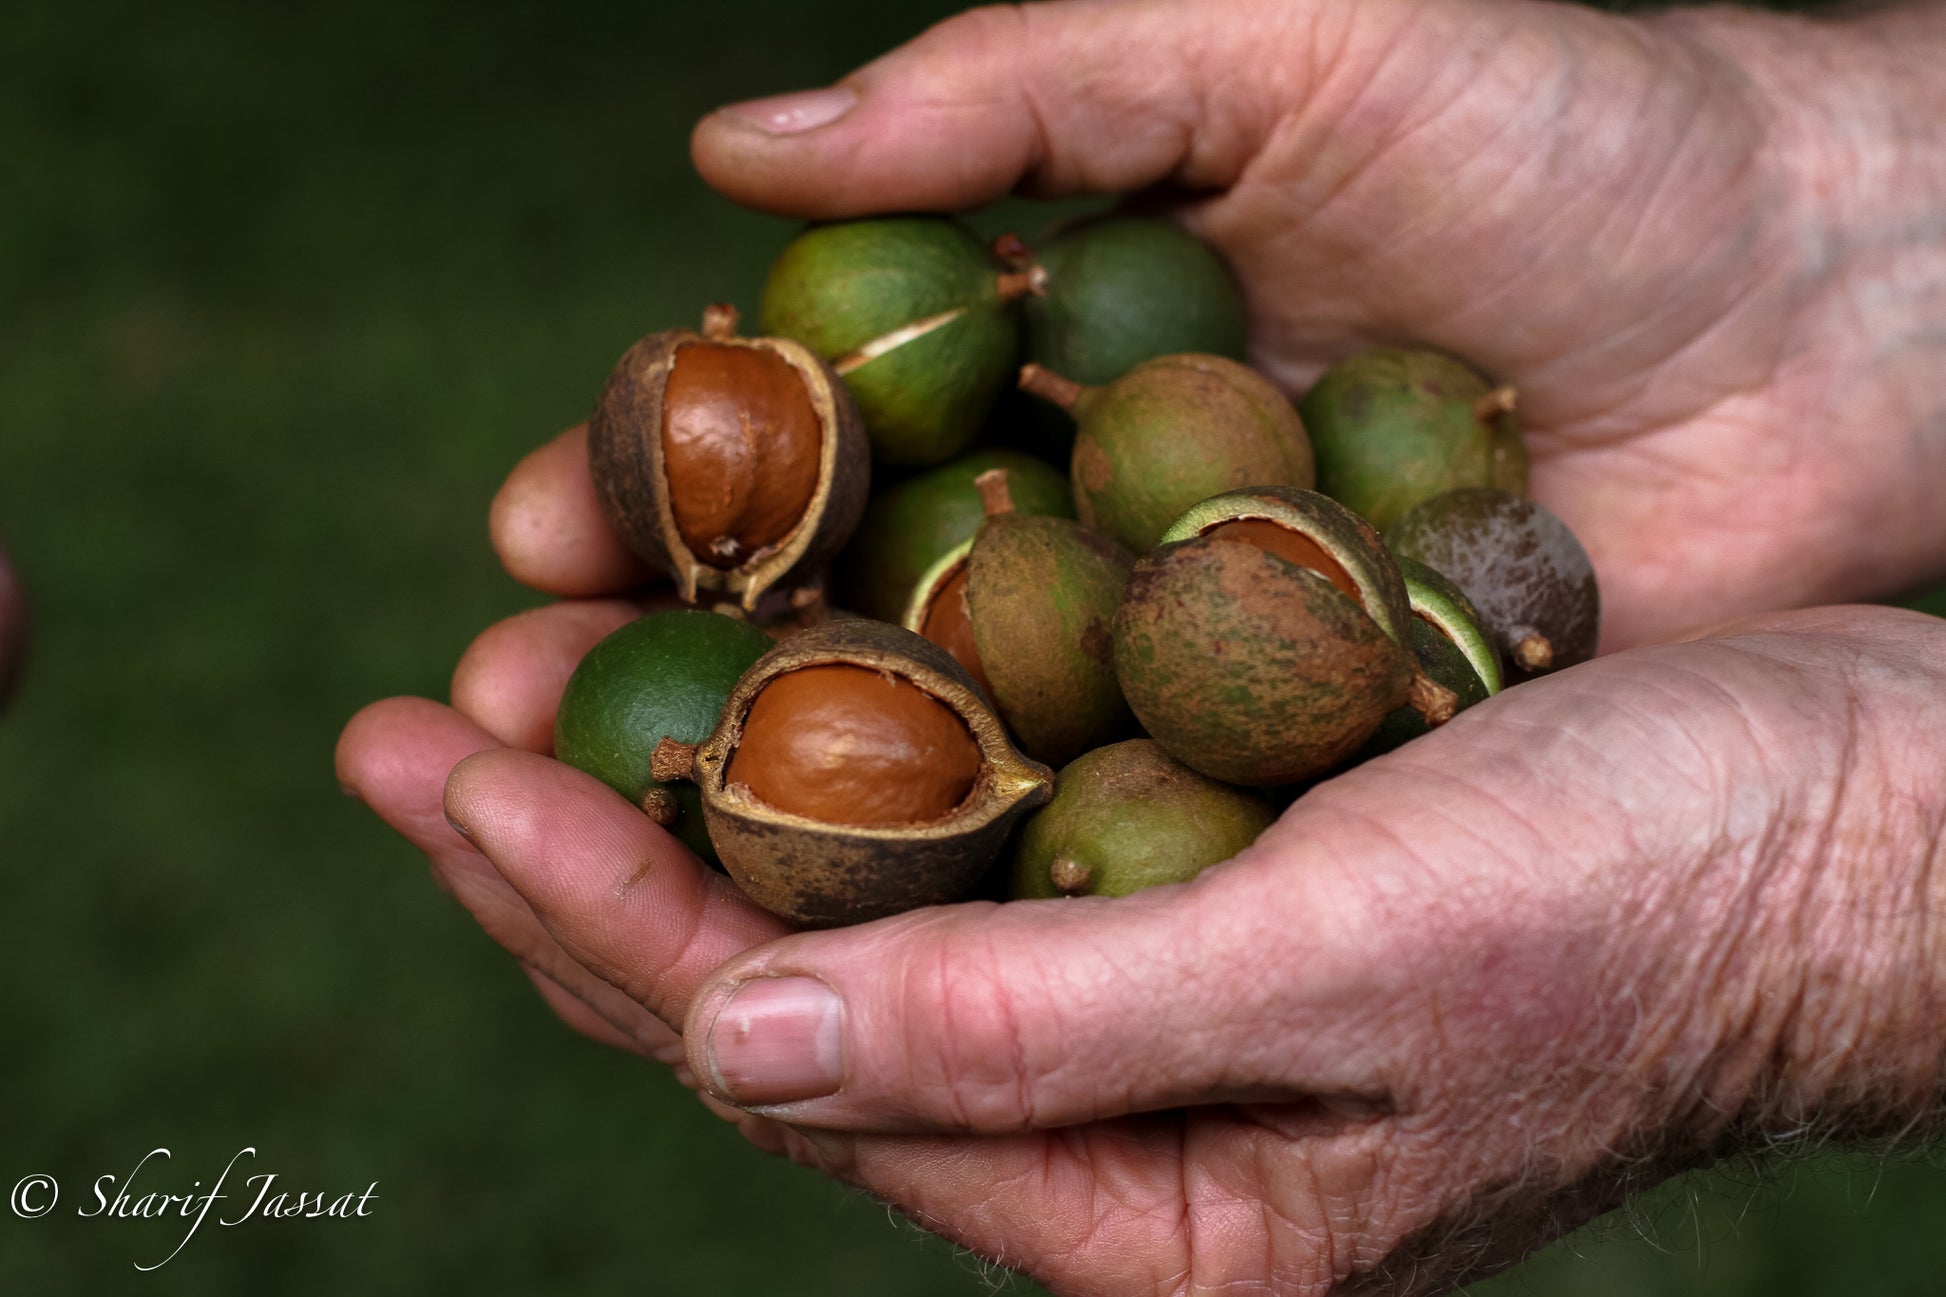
[1009,739,1273,899]
[760,216,1031,466]
[1354,560,1501,758]
[553,609,775,864]
[1396,555,1502,698]
[1022,216,1248,427]
[1299,349,1527,532]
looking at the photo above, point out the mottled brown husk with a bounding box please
[1114,537,1415,785]
[965,513,1134,767]
[1161,485,1413,647]
[691,619,1051,927]
[588,317,870,610]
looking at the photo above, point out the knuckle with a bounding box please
[902,934,1054,1131]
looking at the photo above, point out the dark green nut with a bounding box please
[759,216,1039,466]
[1009,739,1274,899]
[836,448,1072,624]
[1299,348,1527,532]
[553,609,775,865]
[1018,216,1248,440]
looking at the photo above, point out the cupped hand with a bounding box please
[336,2,1946,1290]
[340,596,1946,1295]
[694,0,1946,649]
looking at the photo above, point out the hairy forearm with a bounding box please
[1697,612,1946,1148]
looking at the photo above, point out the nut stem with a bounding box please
[638,787,682,827]
[1508,625,1555,674]
[1018,363,1086,412]
[1472,386,1518,422]
[1049,855,1093,896]
[650,737,700,785]
[996,265,1049,303]
[974,468,1017,519]
[701,303,741,342]
[991,232,1036,271]
[1406,670,1460,726]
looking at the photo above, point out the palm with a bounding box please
[697,0,1938,650]
[1152,0,1862,650]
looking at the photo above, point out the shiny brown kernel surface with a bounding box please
[727,664,983,826]
[917,564,994,699]
[660,342,823,568]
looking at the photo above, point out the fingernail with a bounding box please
[718,86,857,136]
[340,781,363,801]
[703,976,844,1106]
[443,811,475,844]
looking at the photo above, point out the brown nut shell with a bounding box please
[589,306,871,610]
[688,619,1052,928]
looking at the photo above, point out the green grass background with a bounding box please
[1,1,1942,1293]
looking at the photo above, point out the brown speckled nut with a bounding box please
[691,619,1052,928]
[588,305,871,611]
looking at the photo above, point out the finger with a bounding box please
[0,542,26,709]
[442,748,791,1031]
[450,599,646,752]
[337,697,681,1057]
[692,0,1283,217]
[525,965,658,1058]
[490,425,654,597]
[677,854,1398,1132]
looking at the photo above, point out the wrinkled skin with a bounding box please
[340,1,1946,1292]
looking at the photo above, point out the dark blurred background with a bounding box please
[2,0,1942,1293]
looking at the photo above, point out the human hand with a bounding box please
[336,2,1946,1290]
[693,0,1946,650]
[340,597,1946,1295]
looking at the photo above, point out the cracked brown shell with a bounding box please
[683,618,1052,928]
[588,307,871,611]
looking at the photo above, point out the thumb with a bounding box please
[690,0,1288,217]
[681,856,1391,1131]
